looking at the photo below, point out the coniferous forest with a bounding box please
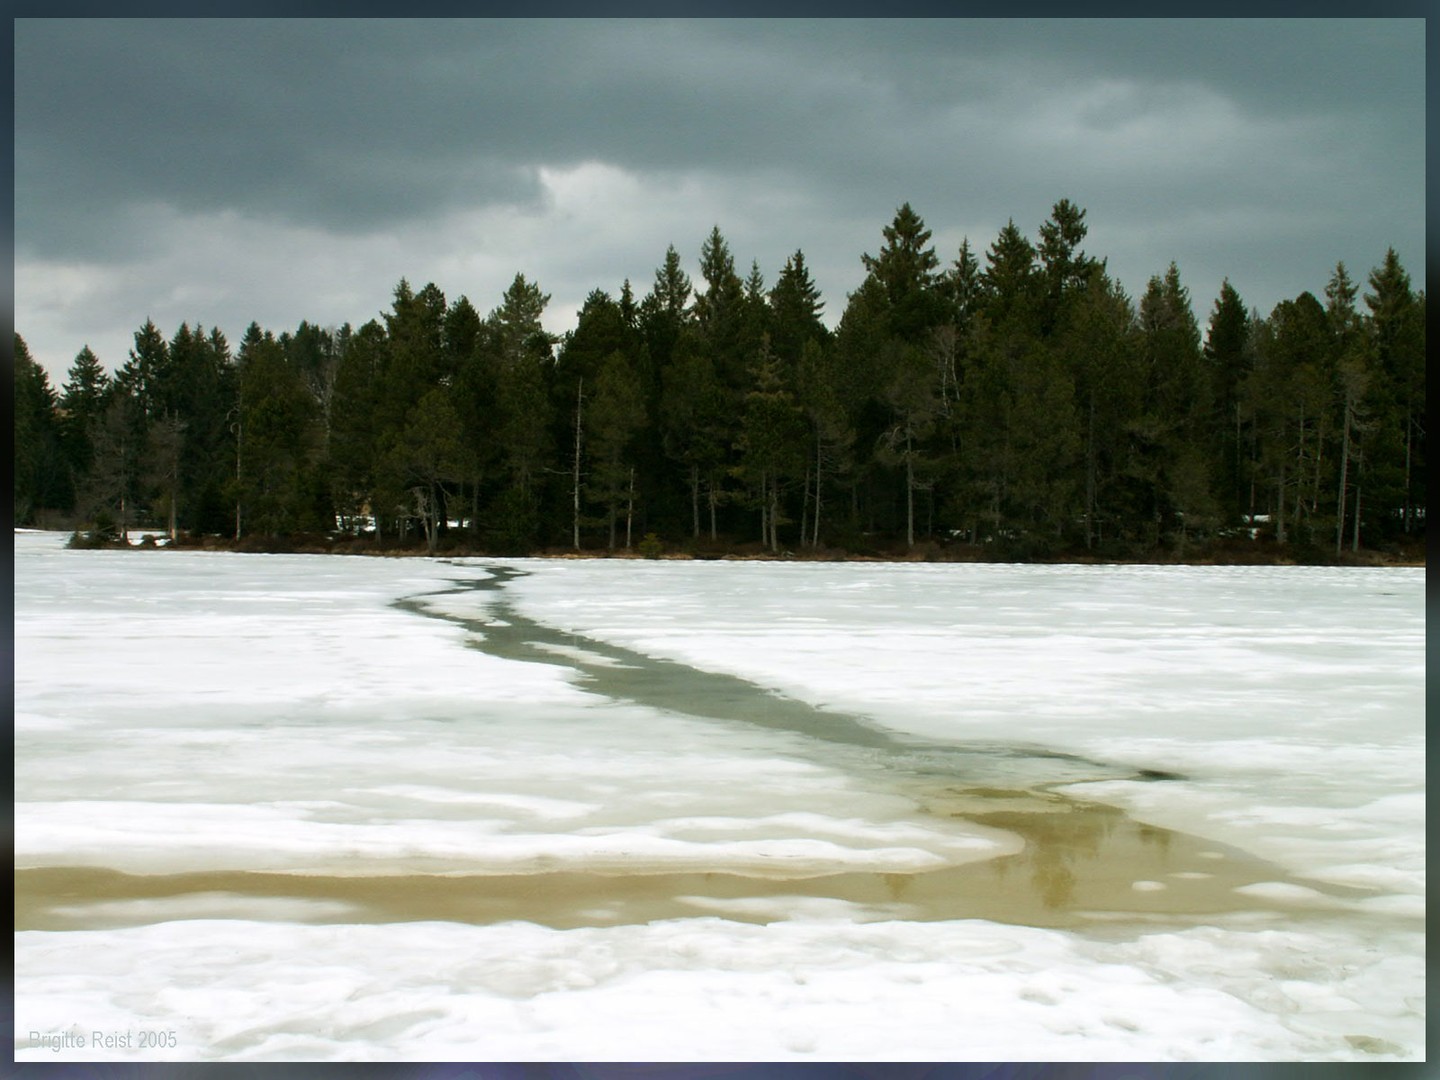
[13,201,1426,562]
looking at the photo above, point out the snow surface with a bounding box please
[12,533,1425,1062]
[499,559,1427,899]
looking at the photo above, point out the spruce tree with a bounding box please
[588,350,646,549]
[768,249,828,377]
[736,337,805,551]
[861,203,944,343]
[1137,264,1216,547]
[58,345,110,509]
[1204,280,1253,525]
[13,334,66,525]
[1364,249,1424,539]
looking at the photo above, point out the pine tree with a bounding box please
[795,337,853,548]
[735,337,806,552]
[115,319,170,424]
[488,300,554,552]
[981,220,1040,332]
[941,238,983,331]
[84,389,143,541]
[588,350,646,549]
[13,334,67,524]
[659,332,729,540]
[768,249,827,376]
[440,299,498,539]
[861,203,944,343]
[381,386,468,555]
[694,227,744,344]
[877,341,941,547]
[1055,273,1142,549]
[236,325,322,537]
[1204,279,1253,525]
[378,279,448,442]
[143,411,186,541]
[1365,249,1424,540]
[1037,198,1099,332]
[58,345,110,508]
[1245,294,1330,545]
[1136,264,1216,546]
[327,319,386,535]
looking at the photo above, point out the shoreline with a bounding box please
[29,527,1427,569]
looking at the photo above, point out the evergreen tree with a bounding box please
[491,355,551,551]
[1364,249,1424,539]
[640,244,693,393]
[1135,264,1216,546]
[556,290,633,547]
[659,332,730,540]
[768,249,828,376]
[162,322,236,535]
[377,279,448,443]
[832,275,892,533]
[1055,272,1142,549]
[694,226,746,372]
[443,298,497,539]
[143,411,187,541]
[381,386,468,555]
[1037,198,1099,331]
[639,247,698,534]
[1245,293,1330,545]
[83,390,143,541]
[236,325,323,536]
[861,202,944,343]
[958,218,1069,550]
[485,278,555,550]
[735,337,806,551]
[58,345,110,508]
[981,220,1040,331]
[961,317,1080,551]
[877,341,942,547]
[13,334,67,524]
[941,238,983,331]
[794,337,854,548]
[588,350,646,549]
[1204,279,1253,525]
[283,321,341,441]
[739,260,772,371]
[115,319,171,424]
[327,319,387,535]
[489,274,554,369]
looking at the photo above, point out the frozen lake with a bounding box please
[12,531,1425,1061]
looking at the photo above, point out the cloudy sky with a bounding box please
[14,18,1426,383]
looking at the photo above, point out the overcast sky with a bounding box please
[14,18,1427,383]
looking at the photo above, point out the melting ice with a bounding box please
[12,532,1425,1061]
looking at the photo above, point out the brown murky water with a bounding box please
[14,787,1369,933]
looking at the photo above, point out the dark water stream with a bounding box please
[397,564,1178,789]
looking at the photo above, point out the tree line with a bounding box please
[13,201,1426,559]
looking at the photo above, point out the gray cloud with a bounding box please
[14,18,1425,382]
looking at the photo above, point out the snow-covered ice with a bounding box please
[13,533,1425,1061]
[500,559,1426,899]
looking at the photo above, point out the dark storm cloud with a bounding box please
[20,19,1417,251]
[14,18,1425,381]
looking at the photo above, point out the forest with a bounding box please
[12,201,1426,562]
